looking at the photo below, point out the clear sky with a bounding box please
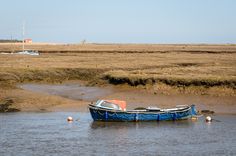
[1,0,236,43]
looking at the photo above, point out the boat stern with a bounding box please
[191,105,197,116]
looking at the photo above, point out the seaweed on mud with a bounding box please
[0,98,20,113]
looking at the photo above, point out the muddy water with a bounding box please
[19,83,236,114]
[1,112,236,156]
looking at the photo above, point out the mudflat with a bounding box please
[0,43,235,113]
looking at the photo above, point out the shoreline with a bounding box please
[1,80,236,115]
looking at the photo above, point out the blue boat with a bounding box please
[89,100,197,122]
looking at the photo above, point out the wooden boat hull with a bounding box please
[88,104,197,122]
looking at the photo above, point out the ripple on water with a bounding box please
[1,112,236,156]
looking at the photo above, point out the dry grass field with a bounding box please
[0,43,236,53]
[0,43,236,112]
[1,43,236,90]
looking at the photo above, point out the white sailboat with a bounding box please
[17,22,39,56]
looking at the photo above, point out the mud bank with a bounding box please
[15,82,236,114]
[1,68,235,97]
[104,73,236,89]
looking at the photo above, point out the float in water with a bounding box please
[88,100,198,122]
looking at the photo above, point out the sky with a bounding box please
[0,0,236,43]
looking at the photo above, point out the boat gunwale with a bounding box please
[88,104,192,114]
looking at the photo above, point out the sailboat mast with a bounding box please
[22,22,25,52]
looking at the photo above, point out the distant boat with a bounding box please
[1,50,39,55]
[16,22,39,56]
[88,100,198,122]
[16,50,39,56]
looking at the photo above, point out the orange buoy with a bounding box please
[67,116,73,122]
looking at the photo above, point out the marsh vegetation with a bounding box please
[0,43,235,112]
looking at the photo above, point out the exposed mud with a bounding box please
[19,83,114,102]
[19,82,236,114]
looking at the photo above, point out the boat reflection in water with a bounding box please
[90,119,194,130]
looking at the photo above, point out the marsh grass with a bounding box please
[0,44,235,96]
[0,43,236,53]
[104,69,236,88]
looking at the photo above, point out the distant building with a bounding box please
[24,39,32,43]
